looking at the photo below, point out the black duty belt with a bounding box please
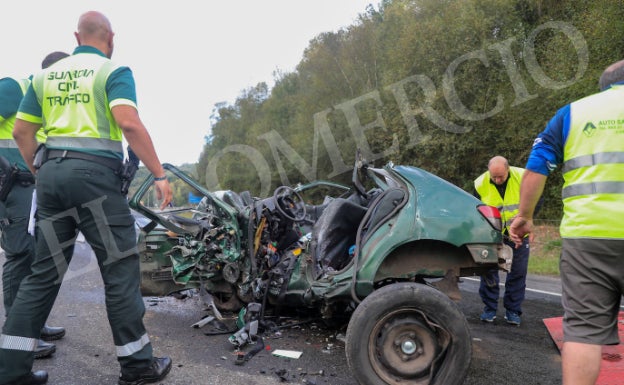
[45,149,122,172]
[16,171,35,184]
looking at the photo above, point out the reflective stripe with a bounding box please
[0,140,19,148]
[116,333,150,357]
[0,334,38,352]
[45,136,123,152]
[562,181,624,199]
[501,203,519,212]
[563,152,624,173]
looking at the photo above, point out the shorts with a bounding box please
[561,238,624,345]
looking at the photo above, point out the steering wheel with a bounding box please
[273,186,307,221]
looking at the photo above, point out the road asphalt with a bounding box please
[1,241,569,385]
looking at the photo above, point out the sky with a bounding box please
[1,1,374,165]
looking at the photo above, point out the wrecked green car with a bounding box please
[129,154,512,385]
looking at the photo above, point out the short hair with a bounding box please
[42,51,69,69]
[599,59,624,91]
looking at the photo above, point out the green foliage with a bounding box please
[196,0,624,218]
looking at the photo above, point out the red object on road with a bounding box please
[544,311,624,384]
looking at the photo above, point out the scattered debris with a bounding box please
[191,315,215,329]
[146,297,164,303]
[602,352,622,362]
[274,368,289,382]
[272,349,303,359]
[199,287,224,320]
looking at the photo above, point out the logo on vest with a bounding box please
[582,122,596,137]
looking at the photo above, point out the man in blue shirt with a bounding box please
[511,59,624,385]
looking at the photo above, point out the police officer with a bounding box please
[474,155,540,326]
[0,51,69,361]
[0,11,173,385]
[511,59,624,385]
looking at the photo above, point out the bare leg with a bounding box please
[562,341,602,385]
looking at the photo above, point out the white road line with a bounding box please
[462,276,562,297]
[463,276,624,309]
[525,288,561,297]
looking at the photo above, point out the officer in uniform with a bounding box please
[474,155,540,326]
[0,11,173,385]
[0,52,69,361]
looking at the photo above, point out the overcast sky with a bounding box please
[1,1,374,165]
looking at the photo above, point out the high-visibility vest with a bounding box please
[560,85,624,239]
[0,78,46,170]
[0,78,30,144]
[31,53,123,154]
[474,166,524,233]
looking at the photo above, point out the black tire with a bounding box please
[346,282,471,385]
[209,282,244,312]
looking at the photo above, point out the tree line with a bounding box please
[192,0,624,220]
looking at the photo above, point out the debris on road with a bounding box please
[272,349,303,359]
[191,315,215,328]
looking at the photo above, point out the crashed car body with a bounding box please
[129,155,512,385]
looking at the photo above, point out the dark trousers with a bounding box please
[1,183,36,316]
[0,158,153,382]
[479,237,530,314]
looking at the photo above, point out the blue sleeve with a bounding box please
[525,104,569,176]
[0,78,23,119]
[106,66,137,105]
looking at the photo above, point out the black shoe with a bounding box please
[118,357,172,385]
[40,325,65,341]
[34,340,55,359]
[3,370,48,385]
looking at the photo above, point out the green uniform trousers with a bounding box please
[1,183,36,316]
[0,158,153,383]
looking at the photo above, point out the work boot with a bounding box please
[34,340,56,359]
[2,370,48,385]
[40,325,66,341]
[118,356,172,385]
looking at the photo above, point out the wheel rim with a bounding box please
[369,307,445,384]
[211,286,243,311]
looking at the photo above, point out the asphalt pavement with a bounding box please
[0,241,568,385]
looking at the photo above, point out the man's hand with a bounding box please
[153,179,172,210]
[509,215,533,247]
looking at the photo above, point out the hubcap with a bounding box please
[369,309,441,383]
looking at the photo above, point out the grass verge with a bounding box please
[527,222,561,277]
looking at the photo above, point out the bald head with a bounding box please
[599,59,624,91]
[488,156,509,186]
[75,11,114,57]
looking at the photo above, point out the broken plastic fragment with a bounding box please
[272,349,303,359]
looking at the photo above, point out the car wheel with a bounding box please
[209,283,244,312]
[346,282,471,385]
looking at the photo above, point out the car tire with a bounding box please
[345,282,471,385]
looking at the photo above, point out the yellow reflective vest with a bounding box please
[474,166,524,233]
[31,53,123,154]
[560,85,624,239]
[0,78,30,143]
